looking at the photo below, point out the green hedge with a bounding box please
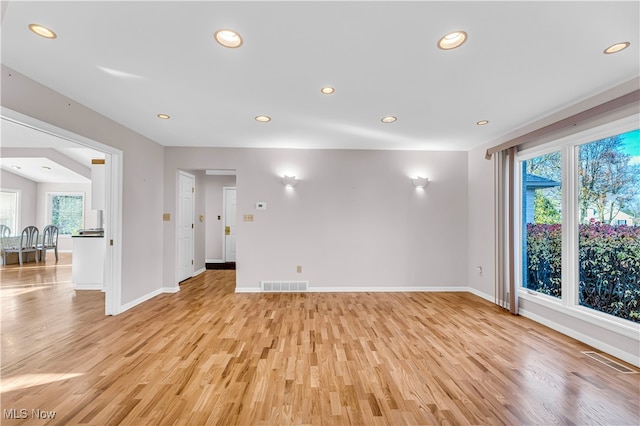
[526,223,640,322]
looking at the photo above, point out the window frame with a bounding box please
[0,188,21,233]
[515,114,640,336]
[46,191,85,236]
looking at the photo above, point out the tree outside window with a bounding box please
[49,193,84,235]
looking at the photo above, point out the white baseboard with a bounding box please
[206,259,225,263]
[309,285,471,293]
[74,284,103,291]
[520,307,639,368]
[193,267,206,277]
[118,286,180,314]
[235,285,492,295]
[467,287,495,303]
[119,288,163,313]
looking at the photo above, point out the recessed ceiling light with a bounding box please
[10,165,21,170]
[381,116,397,123]
[157,113,170,119]
[255,115,271,122]
[214,29,243,48]
[28,24,57,39]
[42,166,52,170]
[603,42,630,54]
[438,31,467,50]
[476,120,489,126]
[321,87,335,95]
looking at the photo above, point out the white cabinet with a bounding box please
[72,236,105,290]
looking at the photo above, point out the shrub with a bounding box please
[525,223,562,297]
[526,223,640,323]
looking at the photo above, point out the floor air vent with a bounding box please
[581,351,637,374]
[261,281,309,292]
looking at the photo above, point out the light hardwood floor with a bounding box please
[1,255,638,425]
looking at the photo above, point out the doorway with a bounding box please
[204,171,236,270]
[224,187,237,262]
[1,108,123,315]
[177,171,195,282]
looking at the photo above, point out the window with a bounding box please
[521,152,562,298]
[578,133,640,321]
[48,193,84,235]
[518,126,639,323]
[0,190,19,233]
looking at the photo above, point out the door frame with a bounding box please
[177,170,195,282]
[1,107,123,315]
[222,186,237,262]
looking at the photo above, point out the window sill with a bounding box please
[518,289,640,340]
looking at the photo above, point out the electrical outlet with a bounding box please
[296,265,302,273]
[243,214,254,222]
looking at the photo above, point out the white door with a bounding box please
[224,187,237,262]
[178,171,195,281]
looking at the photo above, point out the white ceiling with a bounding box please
[1,1,639,152]
[1,118,103,183]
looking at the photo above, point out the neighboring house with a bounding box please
[584,208,636,225]
[524,174,561,224]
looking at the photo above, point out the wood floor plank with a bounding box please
[1,256,639,425]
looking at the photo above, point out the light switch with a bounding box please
[256,202,267,210]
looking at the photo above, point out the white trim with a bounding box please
[206,169,236,176]
[519,290,640,340]
[235,285,488,294]
[119,288,163,313]
[74,284,103,291]
[1,108,123,317]
[520,306,639,368]
[118,286,180,314]
[310,286,472,293]
[193,267,206,277]
[206,258,225,263]
[222,186,237,263]
[467,287,495,303]
[0,188,21,234]
[176,170,195,284]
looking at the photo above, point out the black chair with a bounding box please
[38,225,59,262]
[3,226,39,266]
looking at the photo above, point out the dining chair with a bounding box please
[3,226,39,266]
[0,224,10,240]
[0,225,11,265]
[37,225,59,262]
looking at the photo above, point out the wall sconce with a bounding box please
[412,176,429,189]
[282,175,298,187]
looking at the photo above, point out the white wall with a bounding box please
[2,66,165,308]
[466,144,496,301]
[164,147,468,291]
[0,168,36,232]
